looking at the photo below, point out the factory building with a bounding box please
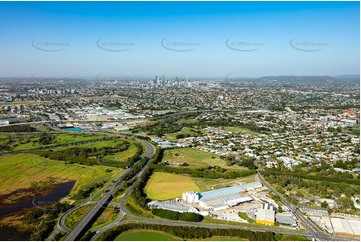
[148,201,199,213]
[276,213,298,227]
[182,182,262,211]
[256,203,275,225]
[330,217,360,236]
[182,191,199,204]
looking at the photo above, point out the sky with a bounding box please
[0,1,359,79]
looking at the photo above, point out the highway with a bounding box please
[34,131,354,241]
[63,139,156,241]
[90,171,325,241]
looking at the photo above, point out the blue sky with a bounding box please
[0,1,359,78]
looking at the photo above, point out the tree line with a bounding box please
[151,208,204,222]
[97,223,276,241]
[150,164,256,179]
[31,141,144,168]
[130,147,162,209]
[72,180,106,200]
[0,124,36,132]
[262,169,359,186]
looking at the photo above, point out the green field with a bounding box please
[54,139,120,150]
[163,148,225,168]
[1,133,107,151]
[144,172,200,200]
[115,230,178,241]
[113,230,247,241]
[217,126,261,136]
[102,140,140,163]
[0,153,121,199]
[51,138,141,166]
[163,127,203,141]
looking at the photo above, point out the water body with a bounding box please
[63,127,83,131]
[0,181,75,218]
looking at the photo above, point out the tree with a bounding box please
[337,197,354,210]
[321,201,329,209]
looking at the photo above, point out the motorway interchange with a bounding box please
[0,121,358,241]
[39,135,356,241]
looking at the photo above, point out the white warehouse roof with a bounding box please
[256,208,275,222]
[331,218,360,236]
[148,201,198,213]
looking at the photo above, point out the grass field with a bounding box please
[115,230,178,241]
[217,126,260,136]
[103,140,140,163]
[163,127,203,141]
[0,153,120,198]
[113,230,247,241]
[144,172,200,200]
[52,140,120,151]
[192,175,256,191]
[125,195,154,218]
[163,148,225,168]
[52,134,106,144]
[65,205,92,229]
[5,133,107,151]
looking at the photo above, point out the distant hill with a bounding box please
[247,75,360,85]
[332,74,360,82]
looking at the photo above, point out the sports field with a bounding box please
[163,148,225,168]
[115,230,178,241]
[144,172,200,200]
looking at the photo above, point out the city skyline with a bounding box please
[0,1,359,78]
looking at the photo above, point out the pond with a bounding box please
[0,181,75,240]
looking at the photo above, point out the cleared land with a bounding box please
[163,148,225,168]
[192,175,256,191]
[115,230,178,241]
[217,126,260,136]
[0,153,120,199]
[144,172,200,200]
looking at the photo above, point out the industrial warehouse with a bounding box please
[182,182,262,211]
[148,182,263,213]
[146,181,304,229]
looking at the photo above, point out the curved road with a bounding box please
[90,170,356,241]
[63,139,156,241]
